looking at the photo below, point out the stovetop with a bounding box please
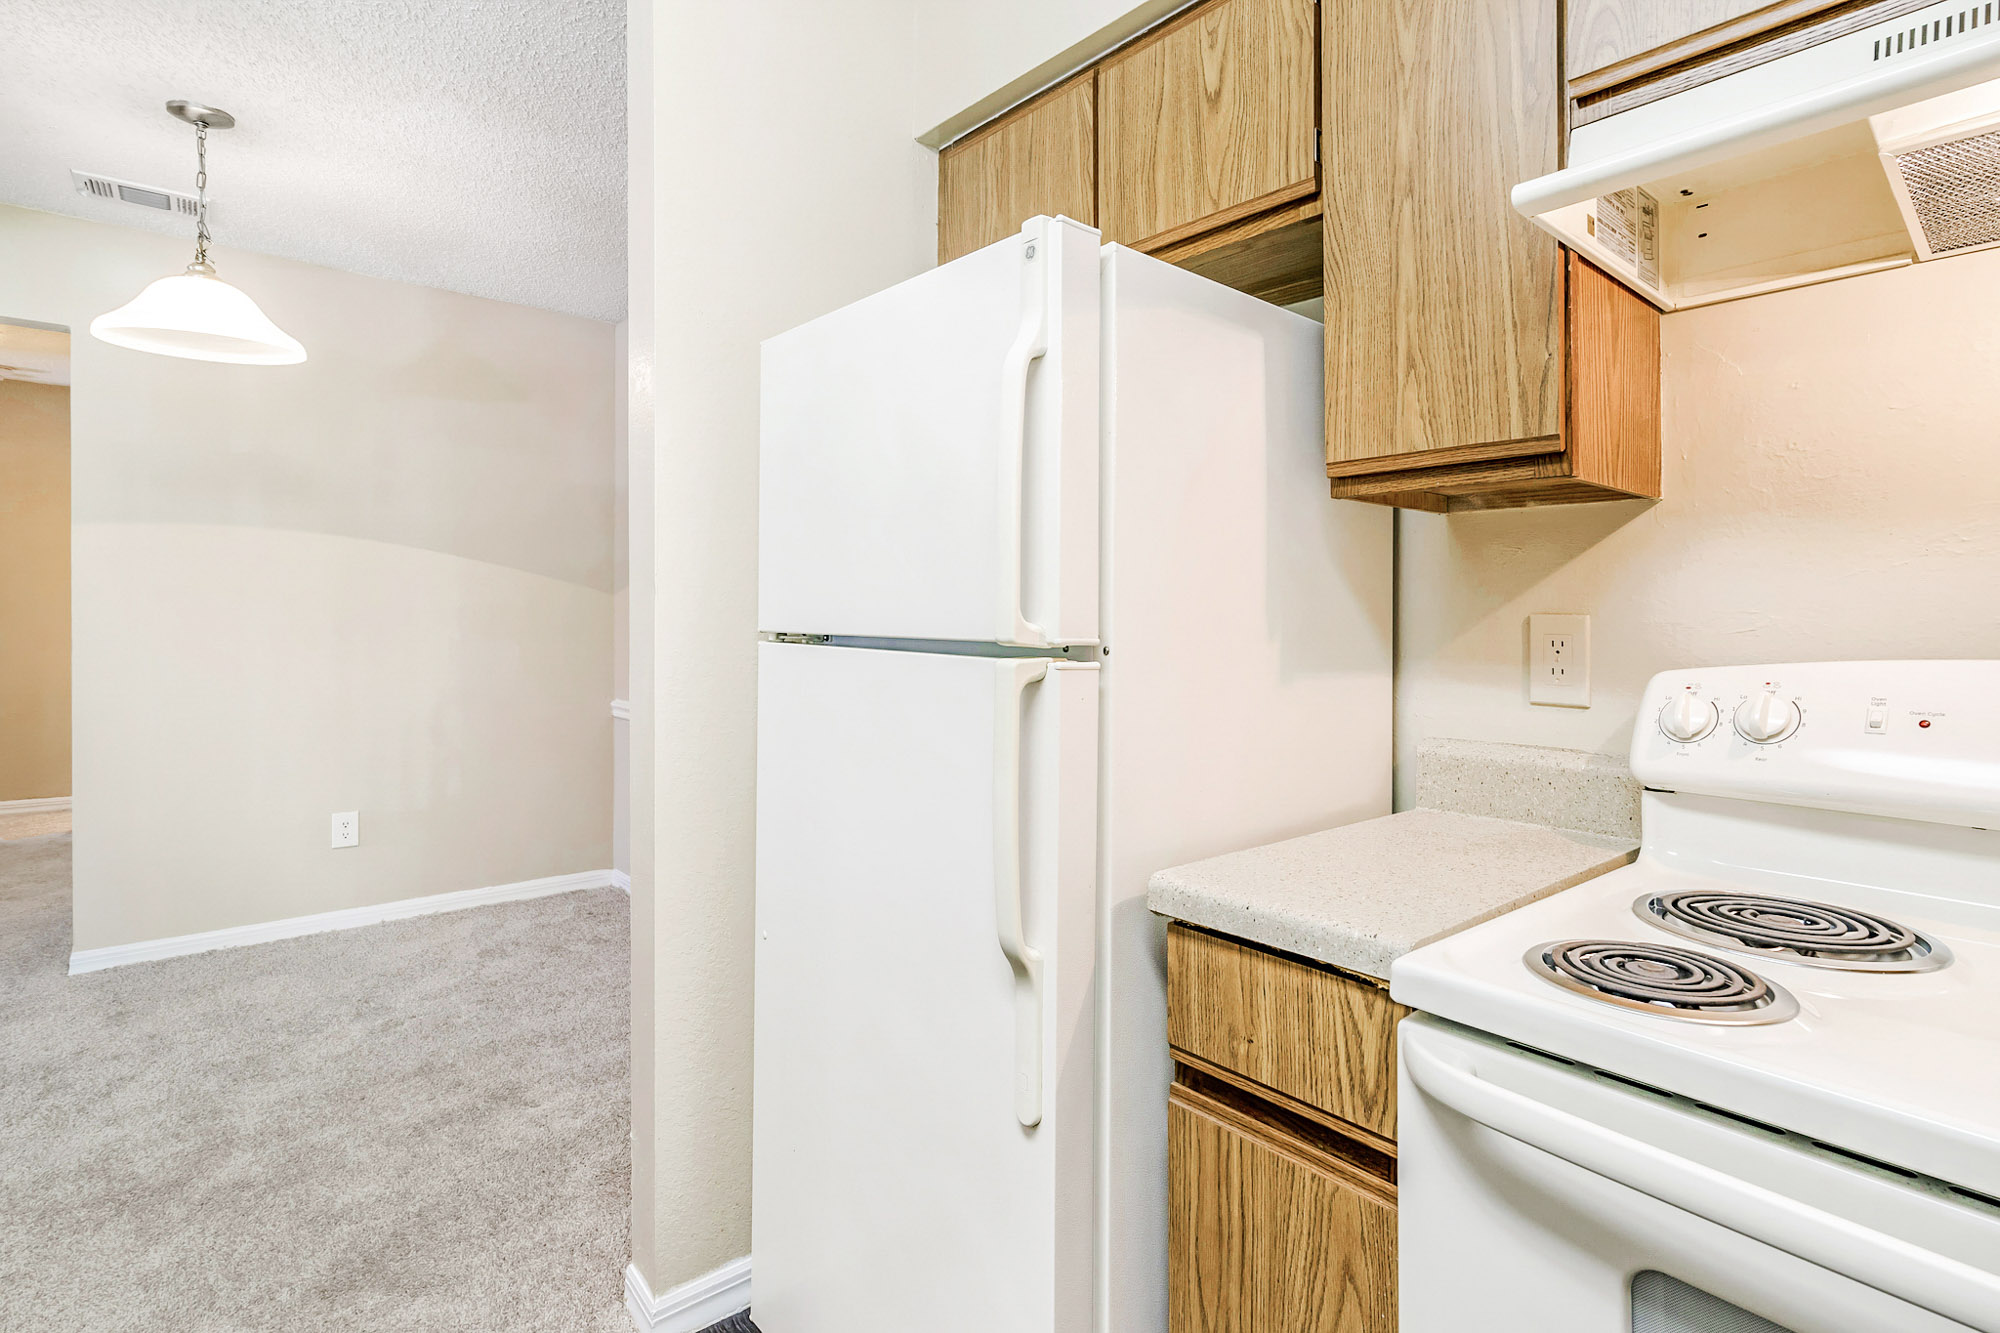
[1393,848,2000,1199]
[1392,661,2000,1201]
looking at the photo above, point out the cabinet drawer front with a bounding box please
[1169,1090,1397,1333]
[1097,0,1317,251]
[1167,925,1406,1141]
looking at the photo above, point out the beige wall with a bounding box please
[1395,247,2000,803]
[912,0,1188,144]
[613,319,630,879]
[628,0,937,1299]
[0,378,71,801]
[0,204,613,950]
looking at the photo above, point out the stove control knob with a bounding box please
[1734,691,1801,745]
[1658,694,1719,743]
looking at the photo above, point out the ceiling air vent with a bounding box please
[70,169,201,218]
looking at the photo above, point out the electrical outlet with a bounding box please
[1529,614,1591,708]
[331,811,359,848]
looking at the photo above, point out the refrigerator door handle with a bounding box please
[993,656,1051,1127]
[995,232,1050,648]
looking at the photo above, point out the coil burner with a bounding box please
[1636,890,1950,973]
[1526,940,1799,1025]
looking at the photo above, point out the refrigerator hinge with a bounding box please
[769,633,831,645]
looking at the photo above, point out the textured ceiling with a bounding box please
[0,322,71,385]
[2,1,626,322]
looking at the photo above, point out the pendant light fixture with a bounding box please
[90,101,306,365]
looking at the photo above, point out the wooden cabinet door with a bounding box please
[1322,0,1563,471]
[1567,0,1828,84]
[937,73,1096,265]
[1566,1,1935,128]
[1097,0,1317,251]
[1170,1086,1397,1333]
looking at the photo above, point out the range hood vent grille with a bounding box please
[1889,126,2000,252]
[69,169,201,218]
[1875,5,1996,63]
[1514,0,2000,310]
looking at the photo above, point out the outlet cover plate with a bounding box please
[331,811,359,848]
[1529,613,1590,708]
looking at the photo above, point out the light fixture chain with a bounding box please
[193,121,211,267]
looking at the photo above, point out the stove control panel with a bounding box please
[1631,661,2000,827]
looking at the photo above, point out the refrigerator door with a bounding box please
[759,215,1100,647]
[752,641,1098,1333]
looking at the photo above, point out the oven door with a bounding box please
[1398,1016,2000,1333]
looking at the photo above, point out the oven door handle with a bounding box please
[1404,1038,2000,1332]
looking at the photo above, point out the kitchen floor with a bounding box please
[0,834,632,1332]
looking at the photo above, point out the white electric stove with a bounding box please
[1392,661,2000,1333]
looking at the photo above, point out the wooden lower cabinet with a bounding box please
[1167,924,1405,1146]
[1168,924,1401,1331]
[1170,1085,1398,1332]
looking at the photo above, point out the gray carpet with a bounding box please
[0,834,633,1332]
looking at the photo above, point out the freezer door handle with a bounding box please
[995,231,1049,648]
[1403,1034,2000,1332]
[993,657,1050,1127]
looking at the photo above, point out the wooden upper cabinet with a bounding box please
[1566,0,1786,83]
[1322,0,1564,472]
[937,73,1096,265]
[1566,1,1935,126]
[1097,0,1318,251]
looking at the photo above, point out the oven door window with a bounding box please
[1633,1271,1795,1333]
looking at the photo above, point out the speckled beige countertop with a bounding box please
[1147,740,1642,980]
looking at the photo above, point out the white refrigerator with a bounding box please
[753,215,1391,1333]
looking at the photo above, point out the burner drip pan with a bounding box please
[1526,940,1799,1025]
[1636,890,1950,972]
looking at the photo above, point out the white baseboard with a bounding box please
[625,1258,751,1333]
[611,869,632,894]
[68,867,622,976]
[0,796,70,815]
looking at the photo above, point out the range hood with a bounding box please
[1515,1,2000,310]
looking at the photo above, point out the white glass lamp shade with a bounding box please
[90,268,306,365]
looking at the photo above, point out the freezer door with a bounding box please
[752,642,1098,1333]
[759,215,1099,646]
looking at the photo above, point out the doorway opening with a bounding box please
[0,319,72,853]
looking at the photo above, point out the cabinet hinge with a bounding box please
[1314,128,1321,163]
